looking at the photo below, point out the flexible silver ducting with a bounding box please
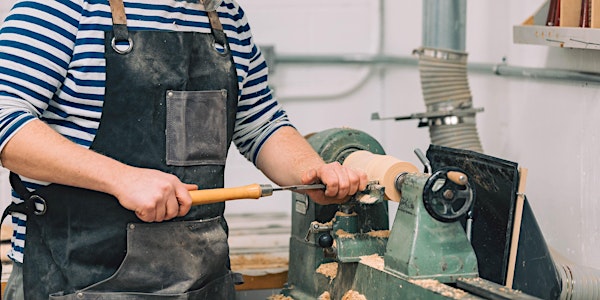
[552,250,600,300]
[415,47,483,153]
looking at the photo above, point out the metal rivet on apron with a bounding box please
[76,292,84,298]
[129,224,135,230]
[167,91,174,98]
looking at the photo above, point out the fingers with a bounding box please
[119,169,194,223]
[304,162,368,205]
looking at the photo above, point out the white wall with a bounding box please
[0,0,598,271]
[230,0,600,271]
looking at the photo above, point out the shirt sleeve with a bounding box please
[229,4,294,165]
[0,0,81,153]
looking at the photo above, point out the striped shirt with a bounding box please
[0,0,291,263]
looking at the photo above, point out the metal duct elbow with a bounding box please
[414,47,483,153]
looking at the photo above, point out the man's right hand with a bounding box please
[112,167,195,222]
[1,120,195,222]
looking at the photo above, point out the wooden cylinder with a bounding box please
[343,151,419,202]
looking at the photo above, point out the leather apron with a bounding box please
[8,0,239,298]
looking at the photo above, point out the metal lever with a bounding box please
[414,148,432,174]
[304,221,333,242]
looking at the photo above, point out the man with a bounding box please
[0,0,366,299]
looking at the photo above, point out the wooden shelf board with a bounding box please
[514,24,600,50]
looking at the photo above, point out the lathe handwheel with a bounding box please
[422,167,474,223]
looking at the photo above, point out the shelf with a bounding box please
[514,24,600,50]
[513,0,600,50]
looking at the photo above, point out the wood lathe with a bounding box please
[276,128,559,300]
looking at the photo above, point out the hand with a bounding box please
[112,167,196,222]
[301,162,368,205]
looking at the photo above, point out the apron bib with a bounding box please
[9,1,240,298]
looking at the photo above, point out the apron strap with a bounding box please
[107,0,227,53]
[108,0,133,54]
[0,172,47,276]
[207,11,228,47]
[2,172,47,223]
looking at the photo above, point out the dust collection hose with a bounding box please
[414,47,483,153]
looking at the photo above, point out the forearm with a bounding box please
[0,119,193,221]
[255,126,325,186]
[0,119,129,195]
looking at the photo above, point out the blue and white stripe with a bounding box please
[0,0,290,263]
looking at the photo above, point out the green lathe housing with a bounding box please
[281,128,541,300]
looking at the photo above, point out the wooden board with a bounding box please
[592,0,600,27]
[560,0,583,27]
[559,0,581,27]
[505,168,528,288]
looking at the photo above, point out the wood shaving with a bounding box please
[318,291,331,300]
[359,254,384,271]
[335,229,355,239]
[342,290,367,300]
[358,194,378,204]
[316,262,338,282]
[367,230,389,238]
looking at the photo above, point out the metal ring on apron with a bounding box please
[111,37,134,54]
[213,40,229,55]
[30,194,47,216]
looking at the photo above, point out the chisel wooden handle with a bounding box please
[190,183,266,205]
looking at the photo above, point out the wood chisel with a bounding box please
[189,183,326,205]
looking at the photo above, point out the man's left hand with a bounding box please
[300,161,368,205]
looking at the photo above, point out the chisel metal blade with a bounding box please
[272,184,326,192]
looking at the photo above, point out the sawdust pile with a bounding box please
[335,229,355,239]
[342,290,367,300]
[367,230,390,238]
[316,262,338,282]
[229,254,288,270]
[359,254,384,271]
[318,291,331,300]
[409,279,468,299]
[267,295,292,300]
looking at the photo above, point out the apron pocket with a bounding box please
[166,89,228,166]
[49,218,233,299]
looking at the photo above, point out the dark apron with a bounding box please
[7,0,239,298]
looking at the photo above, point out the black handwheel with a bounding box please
[422,167,474,223]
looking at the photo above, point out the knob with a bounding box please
[318,233,334,248]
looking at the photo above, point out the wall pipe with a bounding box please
[273,54,600,83]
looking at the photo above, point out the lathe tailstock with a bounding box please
[280,128,557,300]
